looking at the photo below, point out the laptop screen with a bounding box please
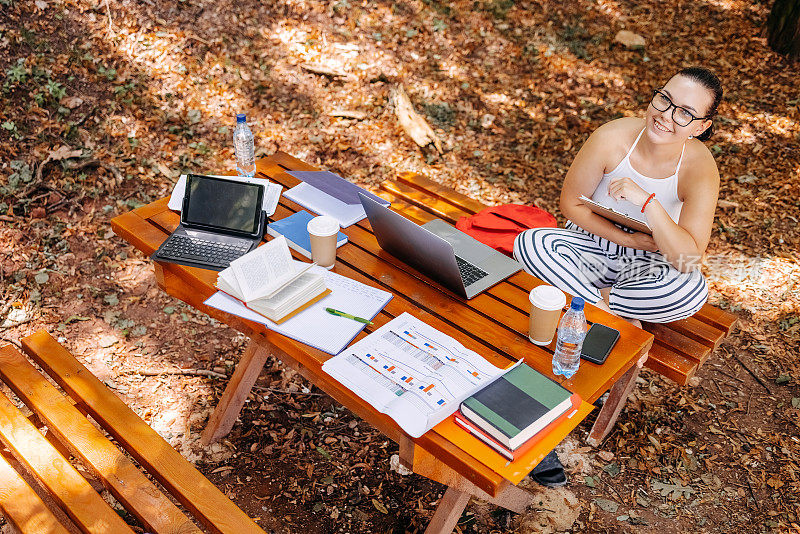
[183,174,264,235]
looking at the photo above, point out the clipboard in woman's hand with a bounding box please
[579,196,653,235]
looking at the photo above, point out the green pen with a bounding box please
[325,307,374,325]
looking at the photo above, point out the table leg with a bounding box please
[425,486,471,534]
[200,340,270,445]
[586,363,641,447]
[401,439,534,533]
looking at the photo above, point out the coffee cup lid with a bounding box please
[529,285,566,311]
[307,215,340,236]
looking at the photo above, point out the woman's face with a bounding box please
[645,74,714,144]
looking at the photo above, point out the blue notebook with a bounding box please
[266,210,348,259]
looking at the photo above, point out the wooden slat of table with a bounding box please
[0,389,135,533]
[0,451,72,534]
[395,171,486,215]
[258,158,651,404]
[0,344,200,534]
[110,208,509,496]
[379,180,465,225]
[20,331,266,534]
[146,201,517,372]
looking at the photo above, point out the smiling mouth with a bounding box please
[653,118,673,133]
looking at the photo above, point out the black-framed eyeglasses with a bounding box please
[650,89,708,127]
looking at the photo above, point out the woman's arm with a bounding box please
[607,150,719,271]
[560,121,658,251]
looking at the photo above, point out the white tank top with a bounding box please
[591,129,684,224]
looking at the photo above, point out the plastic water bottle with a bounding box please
[233,113,255,177]
[552,297,587,379]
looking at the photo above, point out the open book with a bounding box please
[215,236,329,323]
[580,195,652,234]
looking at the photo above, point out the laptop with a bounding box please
[359,193,521,299]
[152,174,266,271]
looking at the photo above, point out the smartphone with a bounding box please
[581,323,620,365]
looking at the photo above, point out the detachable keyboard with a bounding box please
[455,256,489,286]
[157,235,251,269]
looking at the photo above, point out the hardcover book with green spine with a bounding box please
[460,363,575,450]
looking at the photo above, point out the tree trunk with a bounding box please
[767,0,800,59]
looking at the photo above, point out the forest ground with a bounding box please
[1,0,799,532]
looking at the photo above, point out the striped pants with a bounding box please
[513,222,708,323]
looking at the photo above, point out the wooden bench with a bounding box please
[0,330,267,534]
[375,170,738,444]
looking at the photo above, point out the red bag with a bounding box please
[455,204,557,257]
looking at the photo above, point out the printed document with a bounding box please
[323,313,516,438]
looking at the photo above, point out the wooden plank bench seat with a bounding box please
[378,171,739,388]
[0,330,267,534]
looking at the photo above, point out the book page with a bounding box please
[229,236,301,301]
[323,313,516,438]
[216,266,243,297]
[248,271,322,314]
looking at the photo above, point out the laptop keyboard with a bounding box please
[158,235,250,269]
[455,256,489,286]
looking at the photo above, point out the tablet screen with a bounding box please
[183,174,263,235]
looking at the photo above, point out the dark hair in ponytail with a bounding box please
[677,66,723,142]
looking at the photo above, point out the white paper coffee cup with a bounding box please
[528,285,567,345]
[307,216,339,269]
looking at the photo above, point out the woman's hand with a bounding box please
[627,231,658,252]
[608,177,651,208]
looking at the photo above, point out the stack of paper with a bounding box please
[284,170,390,228]
[215,236,328,323]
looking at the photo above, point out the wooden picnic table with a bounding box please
[111,152,653,534]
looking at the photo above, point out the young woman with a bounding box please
[514,67,723,325]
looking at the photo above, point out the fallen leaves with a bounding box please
[593,497,619,513]
[613,30,646,49]
[1,0,799,531]
[651,480,696,500]
[371,498,388,514]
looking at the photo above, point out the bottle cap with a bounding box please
[236,113,246,123]
[570,297,585,311]
[307,215,340,237]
